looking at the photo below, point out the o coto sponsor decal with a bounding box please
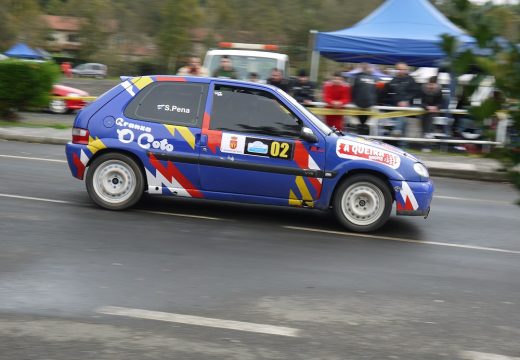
[116,117,173,152]
[336,139,401,169]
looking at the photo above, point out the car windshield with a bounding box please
[276,88,332,135]
[207,55,278,81]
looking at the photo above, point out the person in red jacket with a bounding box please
[322,72,351,131]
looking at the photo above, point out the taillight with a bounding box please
[72,127,90,144]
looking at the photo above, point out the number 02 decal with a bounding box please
[270,141,290,159]
[244,137,294,160]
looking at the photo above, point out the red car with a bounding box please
[49,84,89,114]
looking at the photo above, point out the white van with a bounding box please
[203,45,289,82]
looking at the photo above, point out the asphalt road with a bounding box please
[1,140,519,360]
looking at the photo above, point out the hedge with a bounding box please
[0,60,60,118]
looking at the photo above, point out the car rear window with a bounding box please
[124,82,207,127]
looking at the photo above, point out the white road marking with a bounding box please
[135,209,224,221]
[284,226,520,255]
[96,306,300,337]
[434,195,513,205]
[0,193,72,204]
[0,154,66,163]
[460,351,520,360]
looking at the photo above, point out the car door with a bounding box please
[120,78,208,197]
[199,82,326,205]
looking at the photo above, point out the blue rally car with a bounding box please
[65,76,433,232]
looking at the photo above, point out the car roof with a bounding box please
[137,75,280,91]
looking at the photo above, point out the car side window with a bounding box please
[124,82,208,127]
[210,85,301,138]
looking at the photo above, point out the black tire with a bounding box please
[333,174,392,232]
[86,153,144,210]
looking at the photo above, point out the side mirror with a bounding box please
[300,127,318,143]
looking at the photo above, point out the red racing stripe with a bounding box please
[149,154,203,198]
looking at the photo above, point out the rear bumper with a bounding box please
[391,179,434,217]
[65,143,90,180]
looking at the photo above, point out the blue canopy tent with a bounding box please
[4,43,45,60]
[312,0,475,72]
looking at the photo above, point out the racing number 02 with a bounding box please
[270,141,290,159]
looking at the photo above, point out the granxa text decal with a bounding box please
[336,139,401,169]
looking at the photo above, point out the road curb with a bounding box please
[0,132,512,183]
[427,167,510,182]
[0,133,69,145]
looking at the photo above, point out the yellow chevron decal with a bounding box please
[289,189,302,206]
[132,76,153,89]
[295,176,313,201]
[87,137,107,154]
[164,125,196,149]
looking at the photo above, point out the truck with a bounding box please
[203,42,290,82]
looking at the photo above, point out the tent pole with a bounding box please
[309,30,320,83]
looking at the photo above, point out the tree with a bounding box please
[442,0,520,191]
[157,0,200,72]
[0,0,47,50]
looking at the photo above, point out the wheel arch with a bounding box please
[328,169,395,208]
[87,148,148,189]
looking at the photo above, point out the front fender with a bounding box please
[316,155,421,210]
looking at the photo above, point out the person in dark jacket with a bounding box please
[420,76,443,137]
[267,68,289,92]
[290,69,315,105]
[385,62,418,136]
[352,63,377,135]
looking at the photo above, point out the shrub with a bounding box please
[0,60,60,118]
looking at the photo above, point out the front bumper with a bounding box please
[65,99,87,110]
[391,179,434,217]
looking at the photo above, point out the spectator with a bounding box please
[61,62,72,78]
[267,68,289,92]
[248,72,260,83]
[212,56,238,79]
[290,69,315,105]
[384,62,418,136]
[420,76,443,137]
[322,72,351,131]
[352,63,377,135]
[177,56,209,77]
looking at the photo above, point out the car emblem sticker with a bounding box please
[220,133,246,154]
[336,139,401,169]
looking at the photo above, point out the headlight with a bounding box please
[67,93,80,98]
[413,163,429,178]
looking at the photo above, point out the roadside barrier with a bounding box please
[50,95,508,148]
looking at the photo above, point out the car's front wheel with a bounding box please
[49,99,68,114]
[333,174,392,232]
[86,153,144,210]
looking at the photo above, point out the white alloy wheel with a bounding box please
[333,174,392,232]
[92,160,136,205]
[49,99,67,114]
[340,181,385,227]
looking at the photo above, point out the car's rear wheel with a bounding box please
[49,99,67,114]
[86,153,144,210]
[333,174,392,232]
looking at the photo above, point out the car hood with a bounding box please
[334,133,419,170]
[52,84,89,96]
